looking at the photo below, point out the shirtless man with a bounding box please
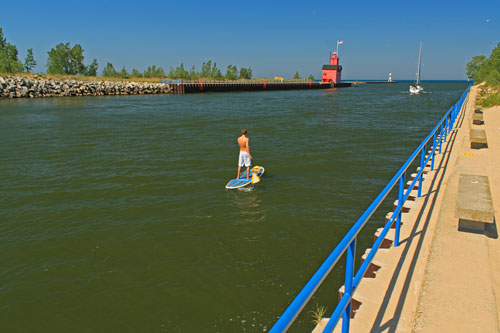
[237,129,252,180]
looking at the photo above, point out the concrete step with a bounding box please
[393,199,416,214]
[374,227,396,249]
[360,248,388,278]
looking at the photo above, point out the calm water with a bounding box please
[0,82,467,332]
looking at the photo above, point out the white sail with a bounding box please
[409,42,423,94]
[416,41,422,85]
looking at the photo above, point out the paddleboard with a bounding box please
[225,166,265,189]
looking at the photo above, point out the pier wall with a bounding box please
[0,76,172,99]
[169,81,351,94]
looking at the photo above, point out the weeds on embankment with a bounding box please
[476,82,500,107]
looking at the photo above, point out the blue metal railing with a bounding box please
[271,85,471,332]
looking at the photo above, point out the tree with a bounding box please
[131,68,142,78]
[46,42,86,75]
[201,60,212,77]
[24,48,37,73]
[102,62,118,77]
[0,27,24,73]
[85,59,98,76]
[468,42,500,85]
[466,55,486,79]
[189,65,198,79]
[307,74,315,81]
[225,65,238,80]
[120,66,128,78]
[144,65,166,78]
[239,67,253,79]
[293,71,300,79]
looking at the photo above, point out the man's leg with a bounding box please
[237,165,241,179]
[246,167,250,179]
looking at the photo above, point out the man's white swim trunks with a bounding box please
[238,151,251,167]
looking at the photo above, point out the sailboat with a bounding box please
[409,42,423,94]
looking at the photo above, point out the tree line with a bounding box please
[166,60,252,80]
[1,26,316,80]
[466,42,500,86]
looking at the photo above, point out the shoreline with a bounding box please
[0,75,172,99]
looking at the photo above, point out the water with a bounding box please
[0,82,467,331]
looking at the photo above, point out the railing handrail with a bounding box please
[270,85,471,332]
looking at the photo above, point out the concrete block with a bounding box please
[455,174,495,223]
[416,166,431,174]
[385,212,403,228]
[374,227,395,248]
[393,199,412,213]
[472,113,484,125]
[470,129,487,149]
[474,106,483,114]
[405,180,419,191]
[361,248,382,278]
[338,285,362,318]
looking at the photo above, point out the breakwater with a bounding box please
[166,80,351,94]
[0,76,172,99]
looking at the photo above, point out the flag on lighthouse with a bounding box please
[337,40,343,45]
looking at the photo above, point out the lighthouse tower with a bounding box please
[322,51,342,84]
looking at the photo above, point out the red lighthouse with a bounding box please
[321,51,342,84]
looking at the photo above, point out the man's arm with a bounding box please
[247,139,252,159]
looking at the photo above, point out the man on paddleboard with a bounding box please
[237,129,252,180]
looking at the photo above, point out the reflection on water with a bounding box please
[228,188,266,223]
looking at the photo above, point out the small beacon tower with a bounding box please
[388,72,392,82]
[322,51,342,84]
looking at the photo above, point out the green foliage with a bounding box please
[478,92,500,108]
[307,74,315,81]
[189,65,198,79]
[24,48,37,73]
[485,69,500,86]
[47,42,86,75]
[102,62,118,77]
[293,71,300,79]
[466,55,485,79]
[168,63,188,79]
[310,304,327,325]
[199,60,222,78]
[85,59,98,76]
[0,27,24,73]
[239,67,252,79]
[131,68,142,78]
[119,66,128,78]
[225,64,238,80]
[469,42,500,85]
[144,65,165,78]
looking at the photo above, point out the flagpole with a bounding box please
[336,41,339,57]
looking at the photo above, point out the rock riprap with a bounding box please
[0,76,172,98]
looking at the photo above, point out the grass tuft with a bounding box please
[310,304,328,325]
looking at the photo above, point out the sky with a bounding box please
[1,0,499,80]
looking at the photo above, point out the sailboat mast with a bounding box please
[416,42,422,85]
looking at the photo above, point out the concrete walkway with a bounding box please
[412,87,500,332]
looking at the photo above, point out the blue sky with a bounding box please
[1,0,499,79]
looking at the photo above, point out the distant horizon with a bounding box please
[1,0,498,80]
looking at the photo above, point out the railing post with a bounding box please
[444,117,448,143]
[342,239,356,333]
[431,132,436,171]
[418,146,424,198]
[395,172,405,247]
[439,123,443,154]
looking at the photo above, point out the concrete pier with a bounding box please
[313,85,500,332]
[166,80,351,94]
